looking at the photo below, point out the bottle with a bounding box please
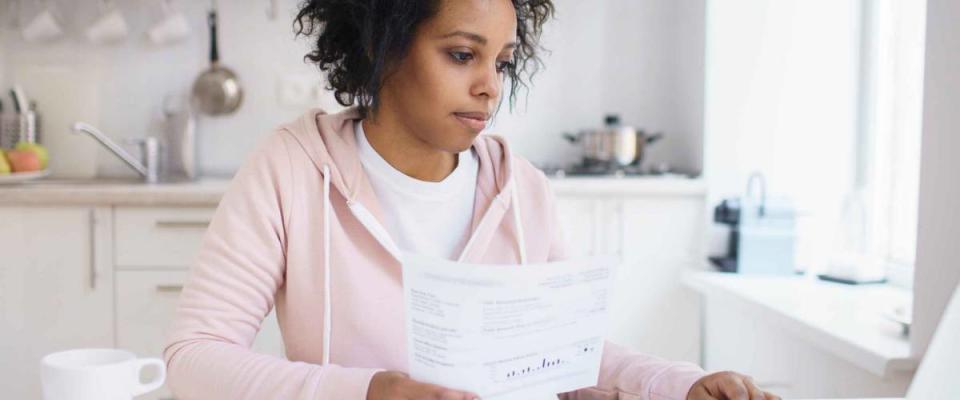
[22,101,39,144]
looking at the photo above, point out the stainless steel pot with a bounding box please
[563,114,662,167]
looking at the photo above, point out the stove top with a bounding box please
[539,160,685,178]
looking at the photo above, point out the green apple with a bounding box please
[0,149,11,175]
[14,141,48,169]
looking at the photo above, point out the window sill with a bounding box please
[683,270,918,377]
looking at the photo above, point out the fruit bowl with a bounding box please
[0,169,51,185]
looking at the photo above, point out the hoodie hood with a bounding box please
[280,106,524,264]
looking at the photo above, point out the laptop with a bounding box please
[902,282,960,399]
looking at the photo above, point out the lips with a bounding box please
[454,112,489,133]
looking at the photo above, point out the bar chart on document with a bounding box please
[496,339,602,381]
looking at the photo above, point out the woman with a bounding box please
[164,1,779,399]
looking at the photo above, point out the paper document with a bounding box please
[401,252,618,400]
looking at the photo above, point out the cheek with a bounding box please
[418,58,465,103]
[405,57,467,118]
[394,51,479,149]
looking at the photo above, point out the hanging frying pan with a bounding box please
[191,8,243,116]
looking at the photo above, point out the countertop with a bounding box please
[683,271,918,378]
[0,178,232,206]
[0,175,705,207]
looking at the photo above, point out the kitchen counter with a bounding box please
[547,175,705,196]
[0,178,232,206]
[0,175,705,206]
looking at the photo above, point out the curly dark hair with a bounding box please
[293,0,555,118]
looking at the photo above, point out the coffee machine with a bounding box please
[709,198,742,272]
[709,173,797,275]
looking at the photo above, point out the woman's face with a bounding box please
[376,0,518,153]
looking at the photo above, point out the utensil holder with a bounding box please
[0,111,41,148]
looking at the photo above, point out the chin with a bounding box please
[444,123,481,152]
[442,138,476,154]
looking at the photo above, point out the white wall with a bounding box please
[701,0,862,269]
[1,0,705,178]
[911,0,960,357]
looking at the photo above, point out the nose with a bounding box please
[470,62,503,101]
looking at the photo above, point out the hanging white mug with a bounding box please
[147,0,191,45]
[85,0,129,44]
[40,348,166,400]
[21,4,64,42]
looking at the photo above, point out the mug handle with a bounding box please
[131,358,166,396]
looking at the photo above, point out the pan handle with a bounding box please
[208,10,219,64]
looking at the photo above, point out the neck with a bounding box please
[361,110,458,182]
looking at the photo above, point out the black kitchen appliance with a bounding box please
[708,198,741,272]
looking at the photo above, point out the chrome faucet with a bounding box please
[72,122,159,183]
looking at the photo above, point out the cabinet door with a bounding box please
[117,270,285,400]
[114,207,215,269]
[553,197,601,257]
[608,197,705,363]
[0,207,114,399]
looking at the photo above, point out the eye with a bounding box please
[449,51,473,64]
[496,60,516,74]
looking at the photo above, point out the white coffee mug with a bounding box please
[22,8,64,42]
[148,14,190,45]
[148,0,191,45]
[85,7,129,44]
[41,348,166,400]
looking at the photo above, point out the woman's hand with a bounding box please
[686,371,781,400]
[367,371,479,400]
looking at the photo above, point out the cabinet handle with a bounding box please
[617,200,624,262]
[89,209,97,290]
[156,284,184,293]
[155,220,211,229]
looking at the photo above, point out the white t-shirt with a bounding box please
[354,120,479,260]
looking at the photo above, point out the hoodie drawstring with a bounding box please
[510,178,527,265]
[322,164,332,365]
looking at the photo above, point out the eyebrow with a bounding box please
[437,30,518,49]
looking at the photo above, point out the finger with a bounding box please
[742,376,765,400]
[436,390,476,400]
[763,391,782,400]
[717,375,750,400]
[687,384,721,400]
[410,381,476,400]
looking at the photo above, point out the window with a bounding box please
[858,0,927,288]
[703,0,927,288]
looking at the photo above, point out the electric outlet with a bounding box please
[276,73,323,108]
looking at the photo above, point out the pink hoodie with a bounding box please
[163,107,706,400]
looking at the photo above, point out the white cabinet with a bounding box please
[112,206,285,400]
[614,197,704,363]
[0,206,114,400]
[0,205,286,400]
[700,296,913,398]
[554,197,604,257]
[114,207,215,269]
[553,190,705,364]
[116,270,284,400]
